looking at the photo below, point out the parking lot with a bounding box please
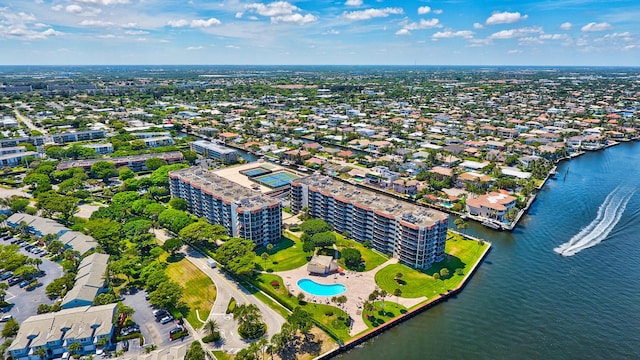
[1,233,63,324]
[121,288,192,356]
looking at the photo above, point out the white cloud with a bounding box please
[168,19,189,27]
[226,45,240,49]
[79,19,114,27]
[432,30,474,39]
[66,5,83,13]
[401,18,442,31]
[395,28,410,36]
[52,5,63,11]
[343,7,403,21]
[246,1,298,17]
[473,22,483,29]
[187,46,204,50]
[560,22,572,30]
[581,22,612,32]
[191,18,221,28]
[71,0,130,5]
[235,12,243,18]
[539,33,568,40]
[507,49,522,54]
[488,27,543,39]
[3,26,61,40]
[271,13,316,24]
[433,9,442,15]
[417,6,430,15]
[345,0,363,6]
[124,30,149,35]
[324,29,340,35]
[486,11,528,25]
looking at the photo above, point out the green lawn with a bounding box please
[251,273,352,341]
[335,234,388,272]
[375,232,489,299]
[361,301,408,329]
[165,256,216,329]
[254,236,311,272]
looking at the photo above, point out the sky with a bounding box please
[1,0,640,66]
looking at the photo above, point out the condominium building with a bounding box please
[7,304,117,360]
[291,174,449,269]
[56,151,184,171]
[169,167,282,246]
[190,140,238,164]
[52,130,106,144]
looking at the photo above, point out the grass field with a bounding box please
[335,234,388,272]
[164,255,216,329]
[375,232,489,298]
[255,236,311,272]
[361,301,408,329]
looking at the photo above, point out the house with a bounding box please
[466,191,517,222]
[190,140,238,164]
[58,231,98,255]
[283,149,312,162]
[6,213,68,238]
[7,304,118,360]
[392,179,419,195]
[61,253,110,309]
[307,255,339,275]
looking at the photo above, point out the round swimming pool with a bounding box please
[297,278,346,297]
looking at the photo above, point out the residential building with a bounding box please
[466,191,517,222]
[82,143,113,155]
[291,174,448,269]
[131,132,174,148]
[7,304,118,360]
[0,116,18,128]
[169,167,282,246]
[56,152,184,171]
[7,213,68,238]
[52,130,106,144]
[57,231,98,256]
[61,253,110,309]
[190,140,238,164]
[0,151,38,167]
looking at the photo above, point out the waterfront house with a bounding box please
[466,191,517,222]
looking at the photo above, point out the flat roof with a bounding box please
[293,174,448,227]
[191,140,237,154]
[212,161,290,194]
[170,166,280,212]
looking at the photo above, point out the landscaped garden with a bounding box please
[254,236,311,272]
[375,231,489,299]
[334,233,388,271]
[362,301,408,328]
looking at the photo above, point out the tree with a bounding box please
[149,281,183,309]
[185,341,205,360]
[266,243,274,255]
[394,288,402,303]
[288,307,313,334]
[90,161,117,182]
[158,209,193,234]
[297,292,305,304]
[67,342,81,357]
[311,231,336,249]
[36,191,79,223]
[454,218,468,233]
[9,196,30,213]
[440,268,449,291]
[341,248,362,269]
[215,237,256,275]
[168,198,188,211]
[94,293,117,305]
[179,221,226,246]
[162,238,183,255]
[14,265,39,280]
[24,172,51,195]
[46,277,67,299]
[363,300,373,316]
[1,318,19,339]
[203,319,219,338]
[118,167,135,181]
[302,239,316,253]
[300,219,332,235]
[261,252,269,269]
[34,347,47,359]
[145,158,168,171]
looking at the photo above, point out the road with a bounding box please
[152,229,286,354]
[13,108,48,135]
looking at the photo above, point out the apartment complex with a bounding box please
[190,140,238,164]
[56,151,184,171]
[169,167,282,246]
[7,304,117,360]
[291,174,449,269]
[52,130,106,144]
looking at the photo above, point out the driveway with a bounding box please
[1,236,63,324]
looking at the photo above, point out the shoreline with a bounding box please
[314,236,492,359]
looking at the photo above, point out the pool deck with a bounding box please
[275,258,428,335]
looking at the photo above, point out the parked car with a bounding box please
[160,315,174,324]
[120,324,140,336]
[153,309,168,319]
[7,277,21,286]
[0,272,12,280]
[0,315,12,322]
[169,326,188,341]
[19,280,30,288]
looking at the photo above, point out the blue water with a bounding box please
[339,142,640,359]
[298,279,347,297]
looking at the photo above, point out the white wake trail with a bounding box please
[553,187,620,254]
[556,189,635,256]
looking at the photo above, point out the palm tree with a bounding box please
[393,288,402,303]
[439,268,449,291]
[203,319,219,338]
[34,347,46,359]
[258,338,267,360]
[261,252,269,270]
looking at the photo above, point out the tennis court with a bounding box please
[253,171,300,188]
[242,167,272,177]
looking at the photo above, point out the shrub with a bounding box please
[270,280,280,288]
[238,322,266,340]
[202,331,222,343]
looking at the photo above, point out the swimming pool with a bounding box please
[297,279,346,297]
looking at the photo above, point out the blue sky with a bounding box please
[0,0,639,65]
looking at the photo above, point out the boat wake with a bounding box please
[554,186,635,256]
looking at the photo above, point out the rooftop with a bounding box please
[293,174,447,227]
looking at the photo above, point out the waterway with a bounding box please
[338,142,640,359]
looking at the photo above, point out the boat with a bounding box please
[481,220,501,230]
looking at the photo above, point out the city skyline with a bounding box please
[1,0,639,66]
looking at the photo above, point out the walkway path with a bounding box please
[152,229,286,354]
[275,258,427,335]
